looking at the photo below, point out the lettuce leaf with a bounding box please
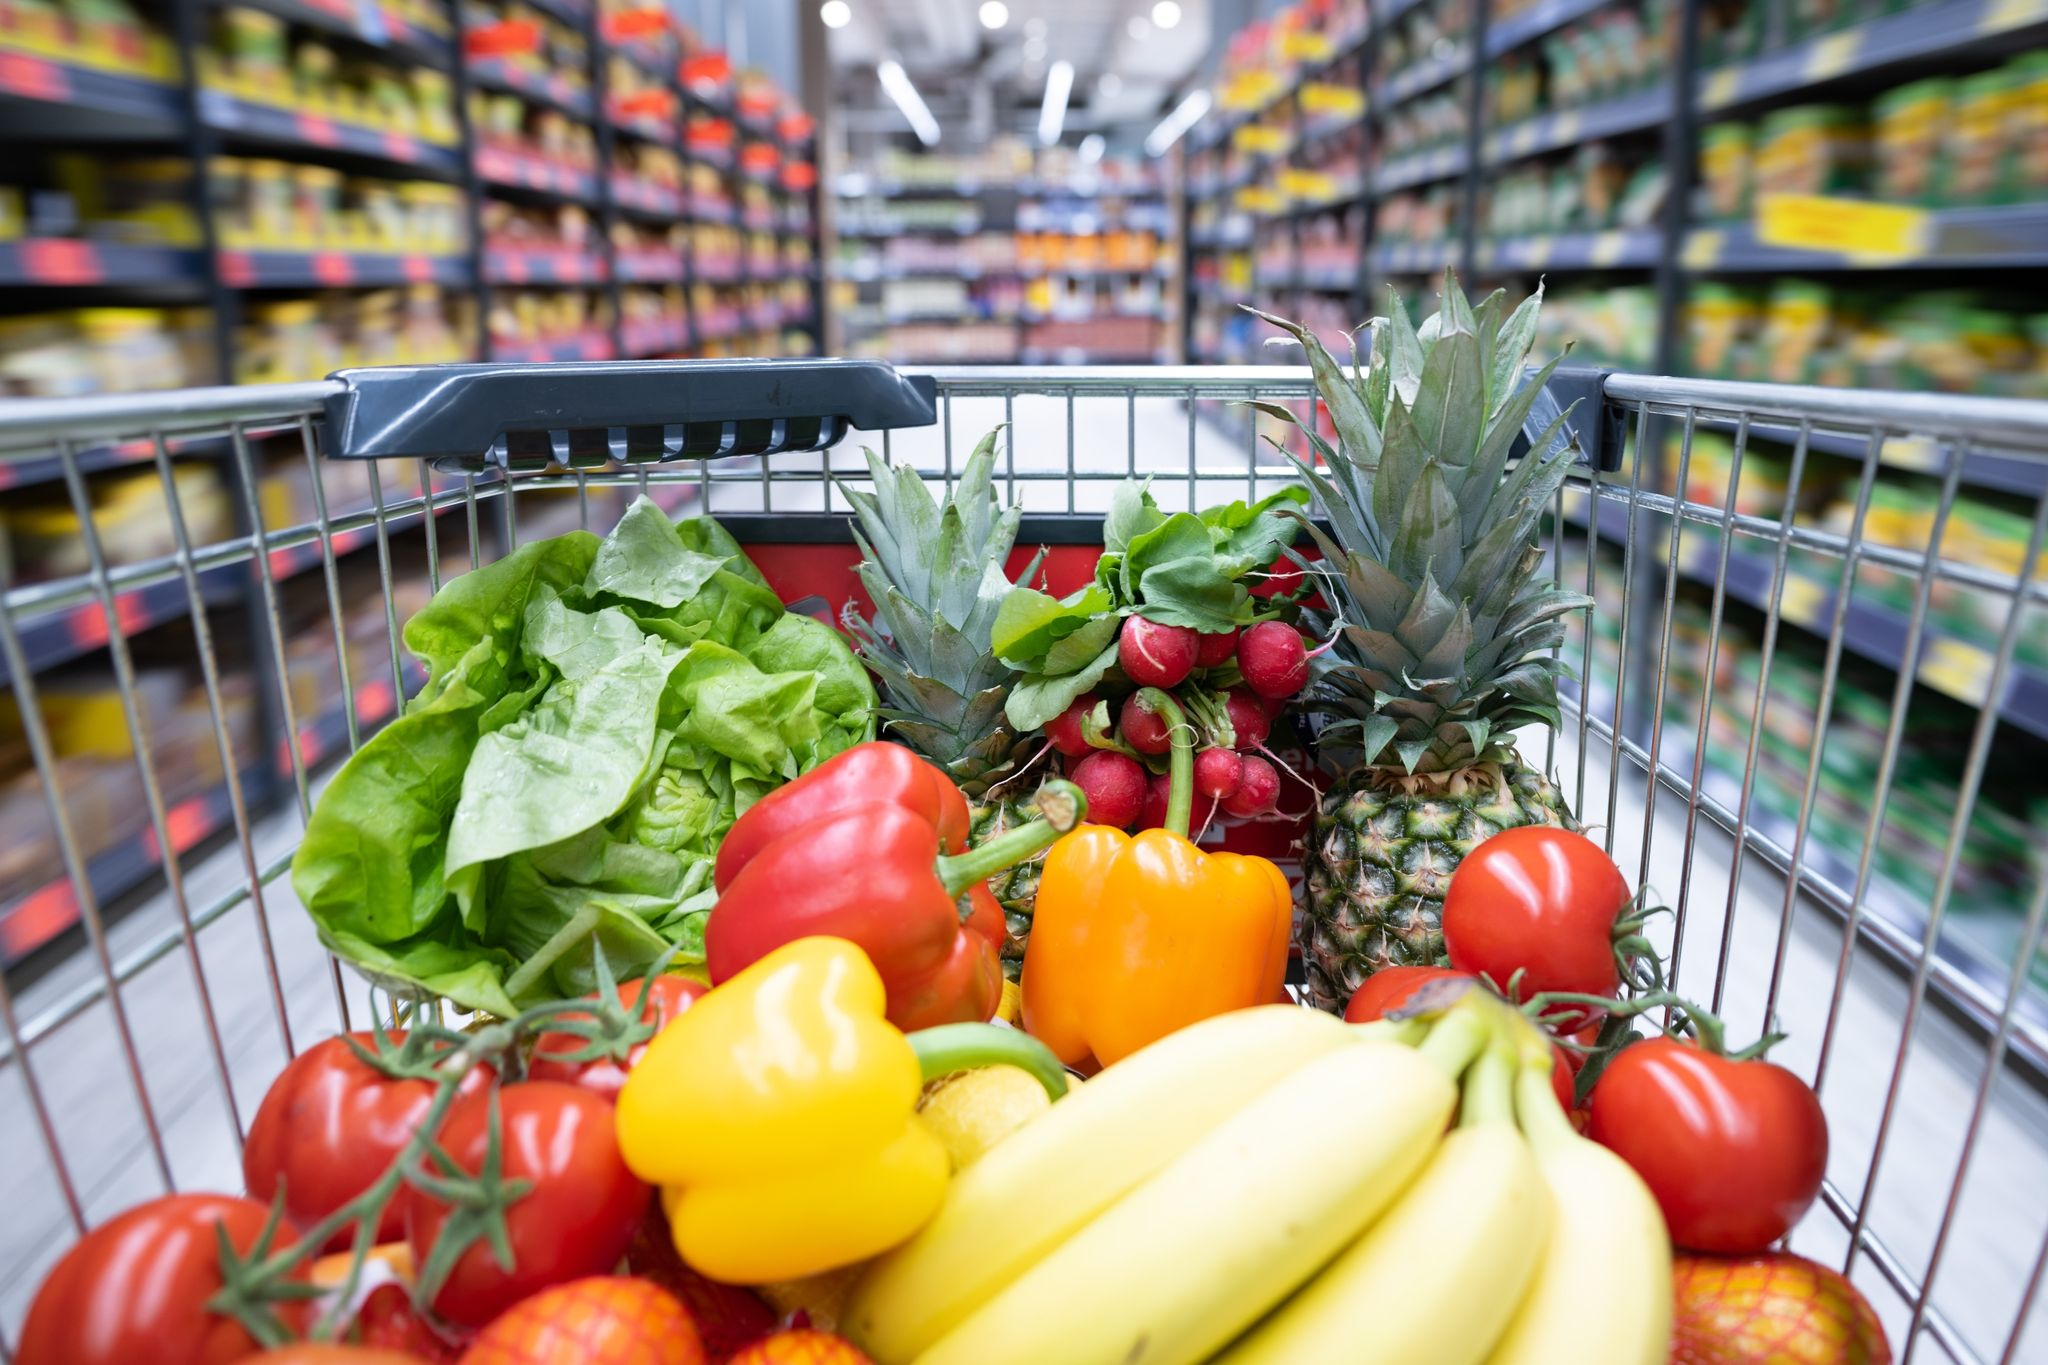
[291,498,876,1014]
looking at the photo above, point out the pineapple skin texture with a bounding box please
[1298,756,1574,1013]
[971,796,1044,980]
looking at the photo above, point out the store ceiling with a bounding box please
[826,0,1211,131]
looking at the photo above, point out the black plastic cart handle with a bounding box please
[321,358,940,472]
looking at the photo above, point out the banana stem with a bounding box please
[1351,1016,1429,1048]
[1459,1043,1518,1129]
[1415,1004,1491,1079]
[1512,1054,1577,1154]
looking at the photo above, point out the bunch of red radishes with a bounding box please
[1040,616,1313,832]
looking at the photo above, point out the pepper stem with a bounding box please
[934,779,1087,898]
[908,1022,1071,1101]
[1136,687,1194,838]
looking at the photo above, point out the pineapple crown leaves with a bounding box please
[1252,272,1592,776]
[835,429,1045,787]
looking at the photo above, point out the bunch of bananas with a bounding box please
[843,996,1672,1365]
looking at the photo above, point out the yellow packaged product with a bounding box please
[1943,70,2016,203]
[1873,79,1950,203]
[1752,105,1867,197]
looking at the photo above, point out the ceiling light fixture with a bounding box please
[1126,15,1151,40]
[1144,87,1211,156]
[1079,133,1106,164]
[1097,71,1122,97]
[877,59,940,146]
[1024,16,1047,37]
[1023,35,1046,59]
[1038,59,1074,146]
[978,0,1008,29]
[819,0,851,28]
[1151,0,1182,29]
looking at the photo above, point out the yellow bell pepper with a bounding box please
[616,935,1068,1285]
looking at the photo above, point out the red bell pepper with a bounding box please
[708,742,1085,1031]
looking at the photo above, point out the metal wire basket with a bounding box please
[0,361,2044,1363]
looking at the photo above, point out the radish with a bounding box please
[1237,620,1310,700]
[1142,769,1220,832]
[1221,754,1281,817]
[1118,617,1199,689]
[1119,693,1173,756]
[1194,747,1245,800]
[1044,693,1100,757]
[1223,688,1271,752]
[1069,750,1146,829]
[1250,555,1305,600]
[1194,628,1240,669]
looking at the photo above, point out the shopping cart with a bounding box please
[0,360,2045,1363]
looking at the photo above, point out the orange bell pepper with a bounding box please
[1021,688,1293,1068]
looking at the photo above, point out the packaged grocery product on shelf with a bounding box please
[210,158,466,254]
[4,153,203,247]
[482,197,595,256]
[462,0,589,100]
[0,308,215,397]
[202,6,458,143]
[1484,142,1666,236]
[1534,285,1660,369]
[0,0,178,79]
[5,462,229,578]
[237,286,470,384]
[486,286,611,359]
[1378,0,1471,76]
[1683,281,2048,397]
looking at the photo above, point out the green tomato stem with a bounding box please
[908,1022,1071,1101]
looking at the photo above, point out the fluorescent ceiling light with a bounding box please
[1152,0,1182,28]
[1144,87,1211,156]
[1079,133,1106,164]
[878,59,940,146]
[978,0,1008,28]
[1038,59,1074,146]
[819,0,851,29]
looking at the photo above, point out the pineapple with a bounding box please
[839,430,1049,978]
[1255,275,1590,1012]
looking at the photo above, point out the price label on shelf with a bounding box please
[1681,230,1724,269]
[1234,125,1290,155]
[1300,82,1364,119]
[313,252,353,286]
[1776,573,1825,626]
[1756,194,1931,262]
[1589,231,1630,267]
[403,254,434,282]
[1920,637,1992,705]
[383,131,419,163]
[297,113,342,147]
[1803,32,1862,82]
[21,238,101,284]
[1281,31,1333,61]
[0,49,71,102]
[1982,0,2048,31]
[218,250,255,286]
[1701,67,1742,109]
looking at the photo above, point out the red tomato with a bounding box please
[626,1205,777,1359]
[1341,966,1471,1022]
[726,1330,874,1365]
[405,1082,651,1327]
[1440,826,1631,1028]
[245,1033,494,1250]
[1588,1037,1828,1254]
[1671,1252,1889,1364]
[17,1193,305,1365]
[455,1277,704,1365]
[355,1284,464,1363]
[527,976,708,1101]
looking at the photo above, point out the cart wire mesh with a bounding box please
[0,365,2045,1363]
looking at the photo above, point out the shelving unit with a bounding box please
[0,3,819,966]
[1181,0,2048,1061]
[830,149,1176,365]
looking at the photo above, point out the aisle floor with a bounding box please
[0,396,2042,1363]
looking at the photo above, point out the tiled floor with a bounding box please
[2,394,2043,1362]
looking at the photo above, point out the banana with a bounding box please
[1216,1050,1550,1365]
[913,1035,1461,1365]
[844,1004,1352,1364]
[1487,1057,1673,1365]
